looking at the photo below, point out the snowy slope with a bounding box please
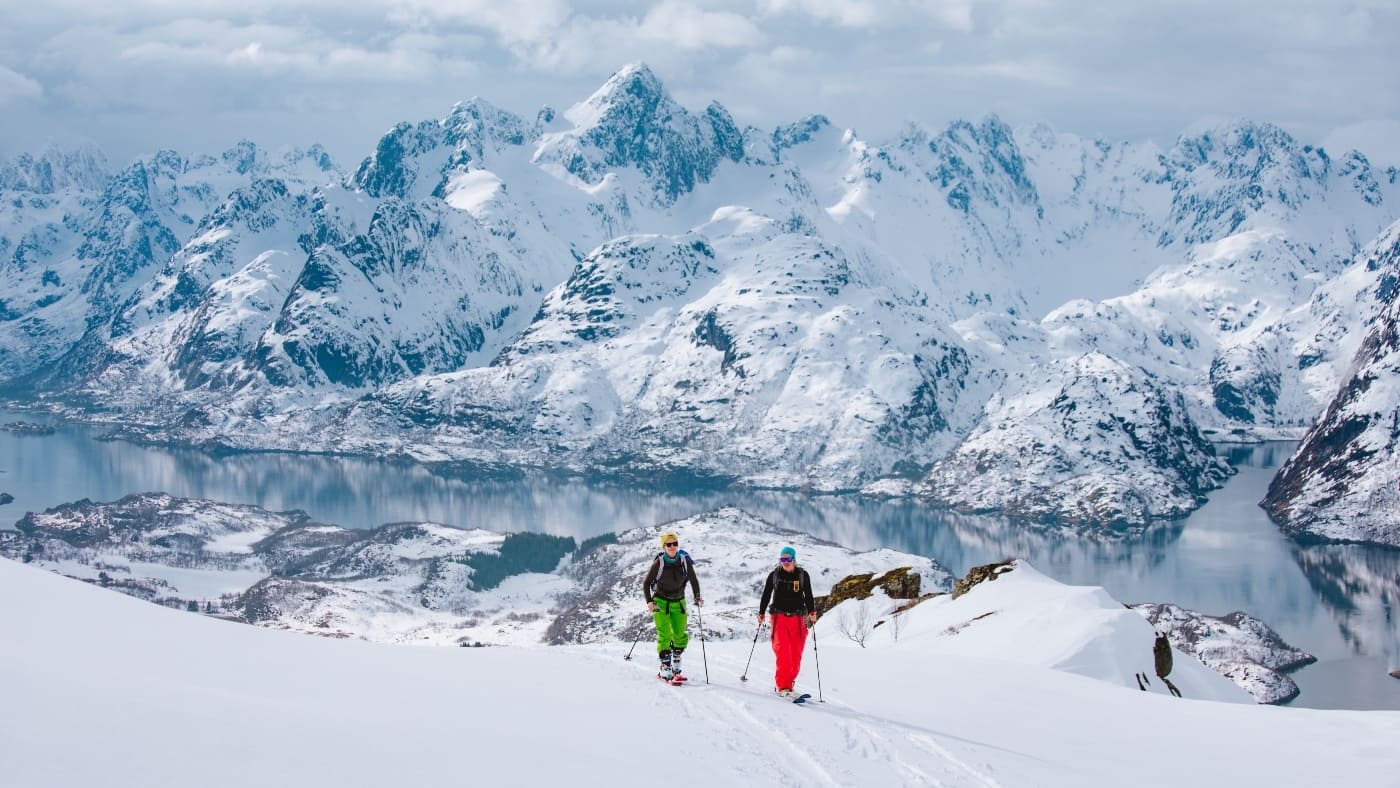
[5,556,1399,788]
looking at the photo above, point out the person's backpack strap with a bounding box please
[655,550,691,585]
[644,554,661,593]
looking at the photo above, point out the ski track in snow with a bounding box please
[616,648,1011,787]
[905,733,1005,788]
[708,694,841,786]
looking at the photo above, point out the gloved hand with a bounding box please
[756,614,765,627]
[806,613,817,626]
[648,601,657,612]
[696,597,704,607]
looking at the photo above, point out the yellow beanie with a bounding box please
[660,531,679,547]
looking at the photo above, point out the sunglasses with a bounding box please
[664,541,678,547]
[779,557,793,563]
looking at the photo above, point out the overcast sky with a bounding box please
[1,0,1397,169]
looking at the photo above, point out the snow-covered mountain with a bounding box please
[920,351,1231,524]
[6,553,1399,788]
[0,143,340,394]
[4,63,1399,533]
[1263,220,1400,546]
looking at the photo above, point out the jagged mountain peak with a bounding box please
[445,97,524,134]
[940,113,1017,144]
[773,114,833,152]
[1155,118,1357,246]
[221,140,261,174]
[353,99,530,199]
[566,62,670,127]
[0,145,110,193]
[534,63,743,202]
[213,139,339,181]
[1166,118,1328,180]
[914,113,1040,212]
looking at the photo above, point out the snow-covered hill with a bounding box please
[0,493,1329,702]
[4,63,1400,533]
[0,494,952,646]
[4,554,1398,787]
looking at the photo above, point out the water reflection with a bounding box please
[2,413,1397,709]
[1290,544,1400,657]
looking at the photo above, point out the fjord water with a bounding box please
[2,412,1396,710]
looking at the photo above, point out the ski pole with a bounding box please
[810,619,824,703]
[624,632,642,660]
[693,601,710,684]
[623,613,646,660]
[740,618,763,682]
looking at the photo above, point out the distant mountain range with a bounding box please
[2,63,1397,544]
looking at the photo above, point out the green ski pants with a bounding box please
[652,597,689,656]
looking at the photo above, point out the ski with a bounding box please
[671,674,689,682]
[658,674,685,686]
[791,693,812,704]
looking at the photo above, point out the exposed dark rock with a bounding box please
[232,576,342,635]
[952,559,1016,599]
[0,492,12,505]
[814,567,926,618]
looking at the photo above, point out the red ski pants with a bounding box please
[769,613,808,691]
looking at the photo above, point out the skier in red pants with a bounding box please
[756,545,816,698]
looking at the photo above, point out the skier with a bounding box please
[643,531,703,682]
[756,546,816,698]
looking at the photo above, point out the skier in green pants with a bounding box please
[643,531,703,682]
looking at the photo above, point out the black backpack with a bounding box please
[652,550,692,586]
[1153,632,1173,678]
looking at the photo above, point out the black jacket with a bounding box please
[644,552,701,603]
[759,565,814,615]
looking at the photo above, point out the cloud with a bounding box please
[385,0,574,46]
[0,65,43,104]
[1324,120,1400,167]
[639,2,765,50]
[490,2,764,73]
[758,0,973,31]
[0,0,1395,172]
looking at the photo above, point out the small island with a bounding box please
[2,421,56,436]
